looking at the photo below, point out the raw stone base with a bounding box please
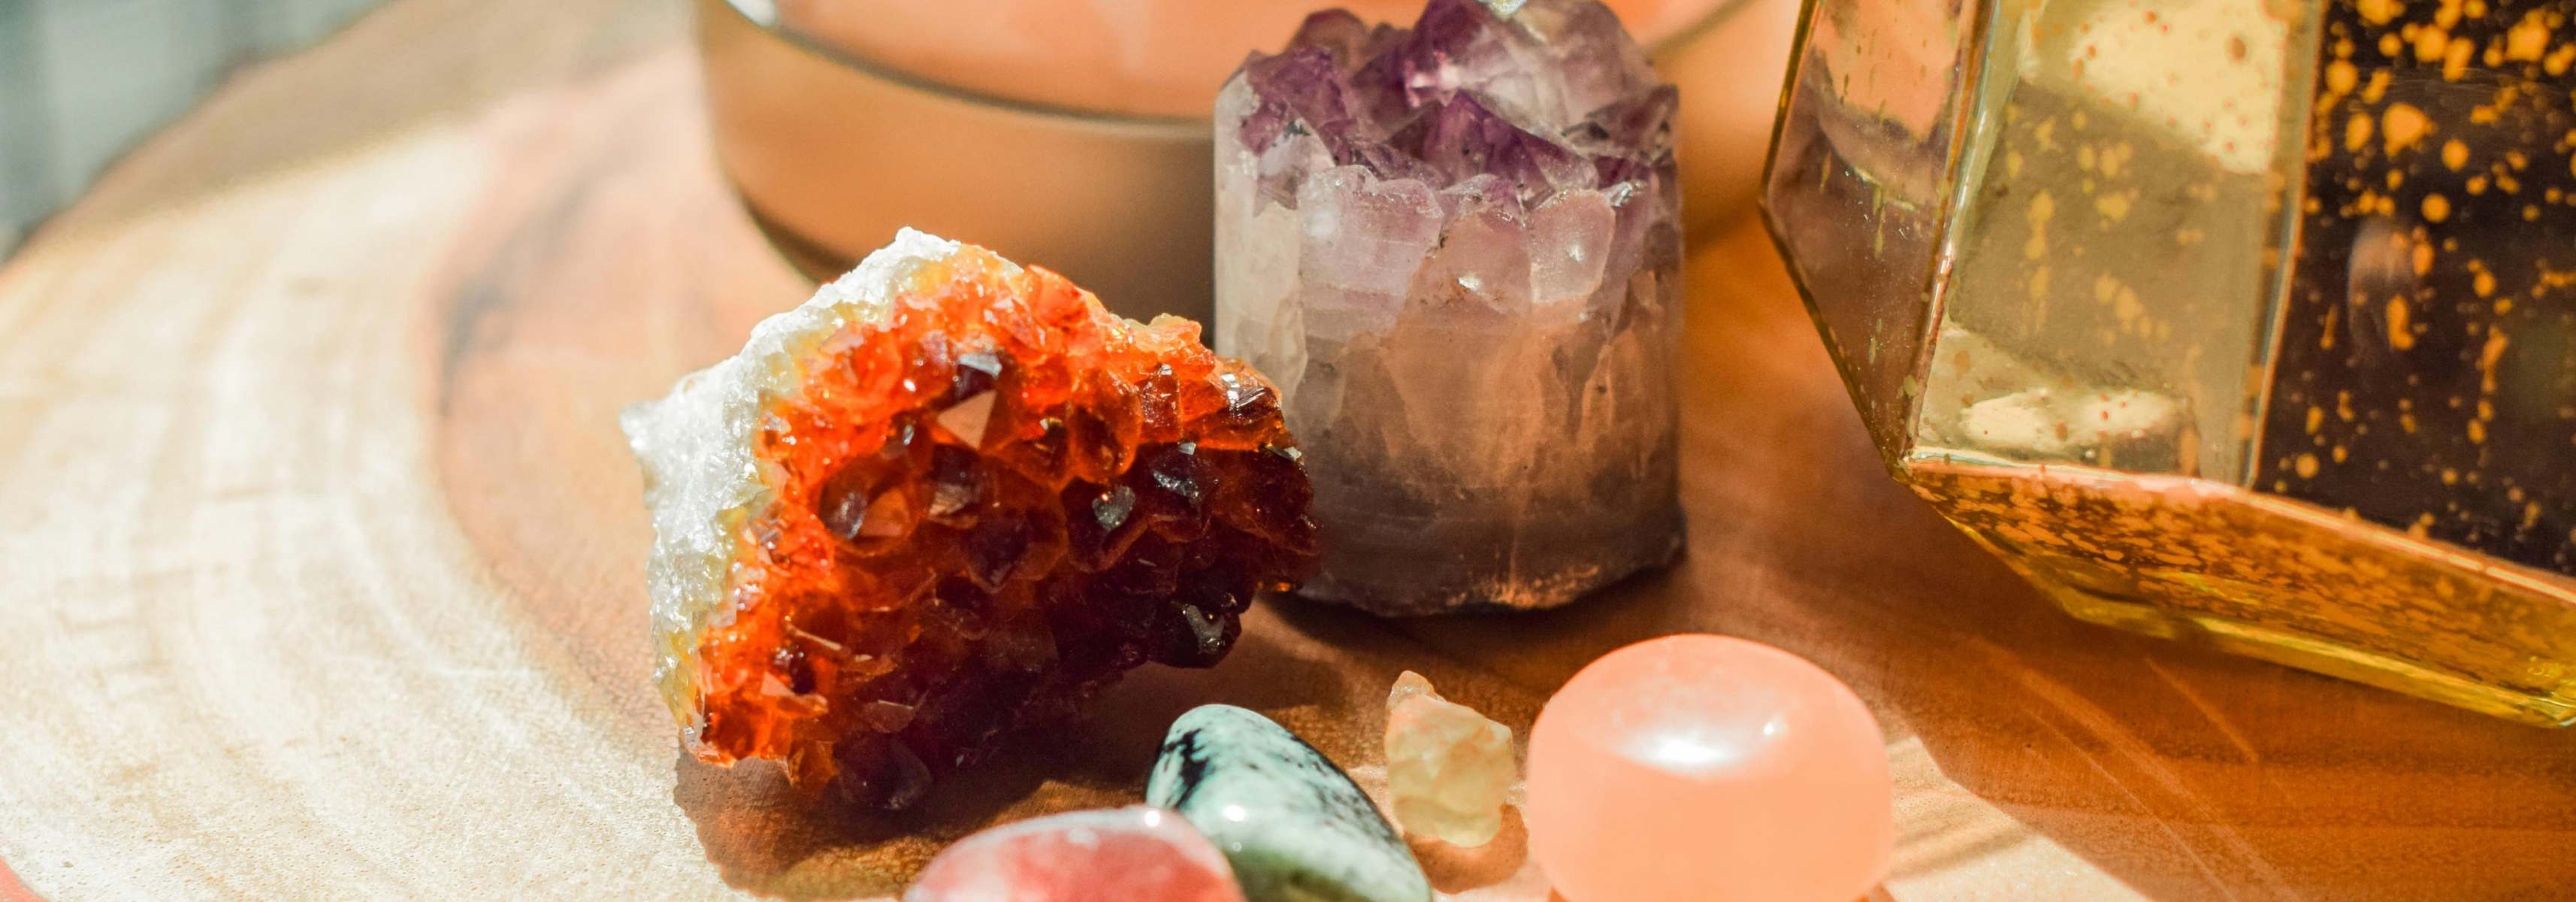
[1290,499,1684,616]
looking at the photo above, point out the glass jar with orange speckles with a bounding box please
[1763,0,2576,725]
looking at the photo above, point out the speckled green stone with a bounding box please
[1145,705,1431,902]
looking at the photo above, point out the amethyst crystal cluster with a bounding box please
[1214,0,1683,615]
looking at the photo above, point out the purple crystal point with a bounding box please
[1286,9,1395,69]
[1239,46,1358,157]
[1213,0,1683,615]
[1389,92,1594,198]
[1241,0,1673,204]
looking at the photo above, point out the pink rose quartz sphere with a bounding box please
[903,806,1247,902]
[1525,634,1893,902]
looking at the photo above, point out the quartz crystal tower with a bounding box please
[1214,0,1685,614]
[1764,0,2576,725]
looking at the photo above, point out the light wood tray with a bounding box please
[2,1,2569,898]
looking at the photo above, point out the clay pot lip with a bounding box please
[710,0,1756,132]
[711,0,1205,134]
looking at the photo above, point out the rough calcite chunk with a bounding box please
[622,230,1318,807]
[1214,0,1683,614]
[1383,671,1516,846]
[904,807,1247,902]
[1147,705,1432,902]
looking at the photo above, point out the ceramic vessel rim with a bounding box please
[715,0,1759,129]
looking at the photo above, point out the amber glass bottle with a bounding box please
[1765,0,2576,725]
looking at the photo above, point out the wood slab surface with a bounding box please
[2,1,2571,899]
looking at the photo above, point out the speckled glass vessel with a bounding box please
[1764,0,2576,725]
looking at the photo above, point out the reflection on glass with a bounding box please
[1765,0,2576,725]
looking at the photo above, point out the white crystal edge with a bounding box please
[618,228,992,743]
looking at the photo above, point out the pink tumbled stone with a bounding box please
[904,806,1247,902]
[1525,635,1893,902]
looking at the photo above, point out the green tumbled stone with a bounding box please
[1145,705,1432,902]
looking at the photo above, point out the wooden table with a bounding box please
[4,1,2571,898]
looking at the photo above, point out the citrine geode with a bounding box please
[1214,0,1685,616]
[623,230,1319,805]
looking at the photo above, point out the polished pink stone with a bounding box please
[904,806,1247,902]
[1524,634,1893,902]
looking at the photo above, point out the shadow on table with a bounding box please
[670,627,1351,899]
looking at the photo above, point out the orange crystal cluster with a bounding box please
[691,245,1316,805]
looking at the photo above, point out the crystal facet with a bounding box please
[903,807,1247,902]
[1214,0,1685,615]
[1383,671,1516,847]
[1524,635,1892,902]
[1763,0,2576,725]
[1146,705,1432,902]
[622,230,1319,805]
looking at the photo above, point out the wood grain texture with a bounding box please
[1,1,2571,899]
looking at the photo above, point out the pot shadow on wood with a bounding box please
[671,625,1348,898]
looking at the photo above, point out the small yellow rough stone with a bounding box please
[1384,671,1517,847]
